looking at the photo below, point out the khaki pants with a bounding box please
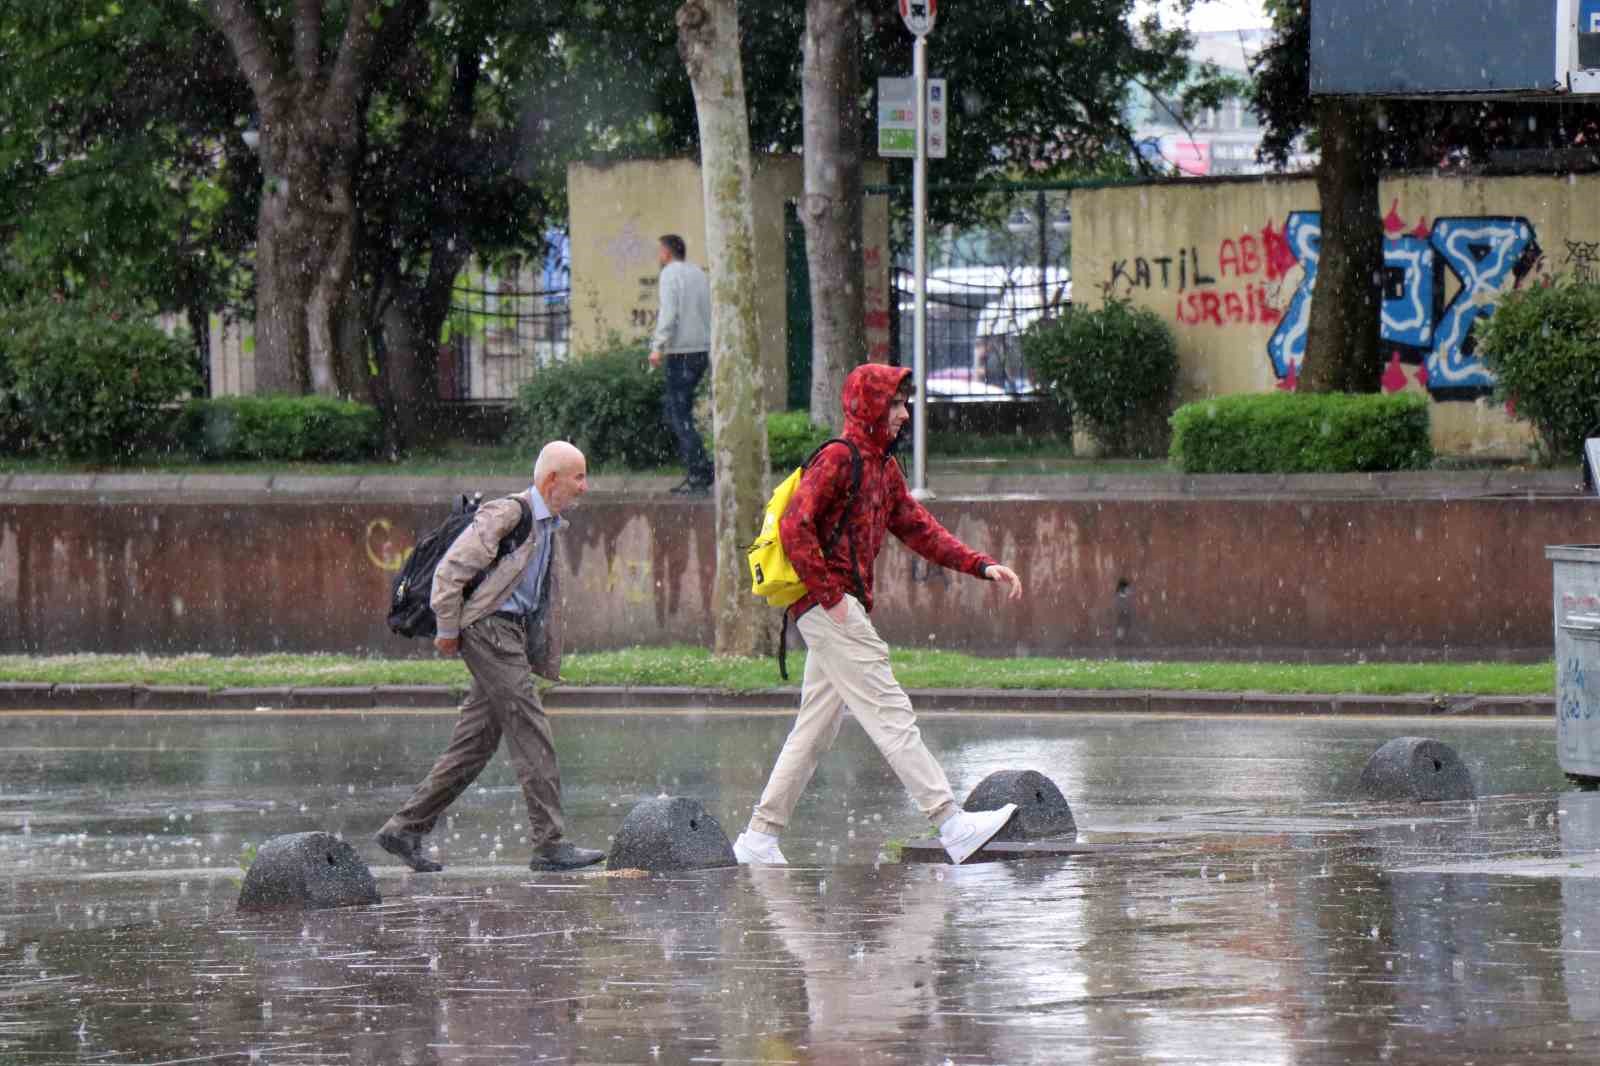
[385,615,565,847]
[750,595,957,836]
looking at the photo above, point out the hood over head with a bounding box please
[842,364,912,451]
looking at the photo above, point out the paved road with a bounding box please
[2,709,1594,1064]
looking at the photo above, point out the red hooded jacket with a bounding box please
[779,363,996,620]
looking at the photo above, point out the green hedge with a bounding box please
[1169,392,1433,473]
[513,341,678,468]
[1021,299,1177,457]
[1475,279,1600,462]
[178,396,383,461]
[0,297,199,461]
[767,411,834,470]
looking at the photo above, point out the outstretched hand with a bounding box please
[984,564,1024,600]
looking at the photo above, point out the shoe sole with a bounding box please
[528,854,606,872]
[374,832,444,873]
[733,845,788,866]
[944,803,1019,865]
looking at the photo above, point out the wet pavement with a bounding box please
[2,708,1598,1064]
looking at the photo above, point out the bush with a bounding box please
[1021,299,1178,457]
[767,411,833,470]
[0,296,199,461]
[178,396,383,461]
[512,340,678,468]
[1475,279,1600,463]
[1169,392,1433,473]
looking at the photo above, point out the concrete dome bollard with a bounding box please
[606,797,738,872]
[963,769,1077,842]
[238,831,380,911]
[1360,737,1476,802]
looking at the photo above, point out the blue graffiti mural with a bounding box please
[1266,212,1541,397]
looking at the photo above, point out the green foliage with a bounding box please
[0,2,256,310]
[1021,300,1178,457]
[0,297,199,462]
[588,0,1235,214]
[0,648,1555,698]
[512,340,676,467]
[178,396,384,462]
[1169,392,1433,473]
[766,411,833,471]
[1475,280,1600,463]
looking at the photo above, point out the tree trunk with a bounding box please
[677,0,772,658]
[801,0,866,428]
[373,244,468,449]
[1300,97,1383,394]
[210,0,418,396]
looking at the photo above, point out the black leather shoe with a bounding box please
[528,842,606,871]
[669,479,711,496]
[375,829,444,873]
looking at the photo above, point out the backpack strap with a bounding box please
[806,438,865,603]
[464,495,534,601]
[777,440,865,682]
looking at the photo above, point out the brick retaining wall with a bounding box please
[1,473,1591,662]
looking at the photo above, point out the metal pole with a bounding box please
[911,33,929,497]
[1036,189,1048,332]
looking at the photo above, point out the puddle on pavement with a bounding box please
[3,710,1598,1063]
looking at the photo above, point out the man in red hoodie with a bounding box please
[733,363,1026,866]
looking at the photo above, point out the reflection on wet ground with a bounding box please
[2,709,1598,1064]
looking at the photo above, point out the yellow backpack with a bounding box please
[747,438,863,675]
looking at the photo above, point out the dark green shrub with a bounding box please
[767,411,833,470]
[513,340,677,468]
[1169,392,1433,473]
[0,296,199,461]
[1021,299,1178,457]
[1475,279,1600,463]
[178,396,383,461]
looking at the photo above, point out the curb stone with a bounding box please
[0,685,1557,717]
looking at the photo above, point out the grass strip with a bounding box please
[0,647,1554,697]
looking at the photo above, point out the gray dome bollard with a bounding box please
[1360,737,1476,802]
[238,832,380,911]
[963,770,1077,842]
[606,797,738,872]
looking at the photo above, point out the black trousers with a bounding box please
[663,351,713,486]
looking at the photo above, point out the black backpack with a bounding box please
[388,493,534,639]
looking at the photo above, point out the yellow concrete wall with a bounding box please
[1075,172,1600,457]
[568,156,890,412]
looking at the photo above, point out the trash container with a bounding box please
[1548,545,1600,787]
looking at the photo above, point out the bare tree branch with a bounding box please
[293,0,322,84]
[207,0,282,107]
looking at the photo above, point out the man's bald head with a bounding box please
[534,440,588,514]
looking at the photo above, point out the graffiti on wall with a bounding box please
[1267,205,1541,396]
[1099,200,1586,400]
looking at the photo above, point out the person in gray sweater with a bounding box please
[648,234,714,495]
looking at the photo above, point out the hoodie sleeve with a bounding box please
[652,265,679,351]
[778,444,856,609]
[884,461,996,579]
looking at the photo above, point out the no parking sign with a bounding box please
[898,0,935,36]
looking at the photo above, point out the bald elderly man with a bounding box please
[375,441,605,873]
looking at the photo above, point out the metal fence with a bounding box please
[440,255,570,402]
[887,185,1073,400]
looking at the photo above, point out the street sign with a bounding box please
[898,0,936,36]
[877,77,947,158]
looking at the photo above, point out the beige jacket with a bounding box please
[429,492,564,680]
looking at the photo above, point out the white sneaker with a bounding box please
[733,829,788,865]
[938,804,1018,865]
